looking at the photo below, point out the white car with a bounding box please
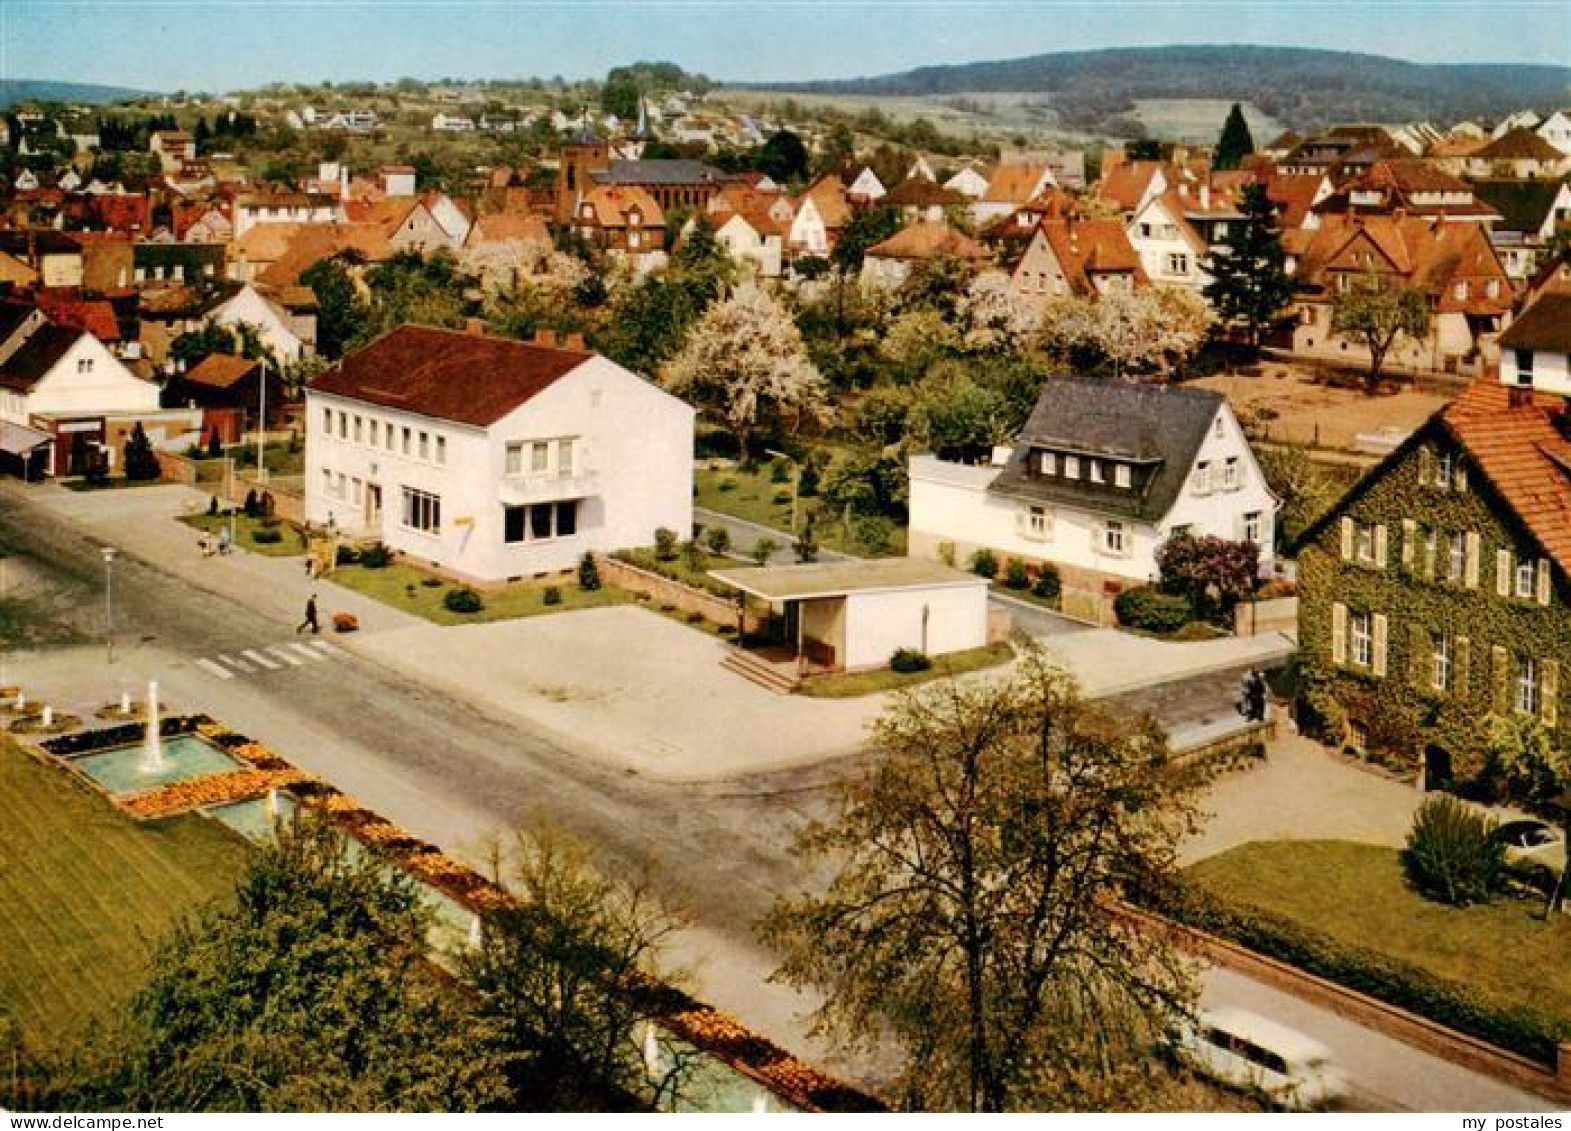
[1177,1007,1347,1110]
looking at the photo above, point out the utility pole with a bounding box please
[102,546,118,664]
[255,357,268,486]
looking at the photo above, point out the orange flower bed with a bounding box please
[124,768,309,819]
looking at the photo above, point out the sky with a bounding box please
[5,0,1568,93]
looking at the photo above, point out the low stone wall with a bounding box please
[599,555,767,635]
[154,449,305,524]
[1234,596,1298,638]
[1119,901,1571,1103]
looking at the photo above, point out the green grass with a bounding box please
[178,512,307,557]
[695,465,908,558]
[1186,840,1571,1024]
[61,476,163,493]
[797,641,1015,698]
[328,560,633,625]
[0,737,249,1047]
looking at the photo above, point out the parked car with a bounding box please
[1492,819,1565,887]
[1177,1008,1346,1110]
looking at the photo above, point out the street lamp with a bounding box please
[226,455,237,548]
[102,546,118,664]
[255,357,269,487]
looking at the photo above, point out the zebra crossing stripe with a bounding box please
[310,639,341,656]
[195,657,234,680]
[267,645,304,666]
[242,648,281,671]
[218,654,253,673]
[290,641,325,661]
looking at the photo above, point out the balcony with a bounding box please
[498,467,599,505]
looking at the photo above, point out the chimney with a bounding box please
[1508,386,1533,409]
[1177,183,1189,200]
[563,332,586,350]
[465,318,485,336]
[533,328,558,348]
[1200,183,1211,209]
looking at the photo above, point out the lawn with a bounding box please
[62,476,164,493]
[1185,840,1571,1024]
[177,512,307,557]
[797,642,1015,699]
[328,560,633,625]
[0,737,249,1046]
[695,464,908,558]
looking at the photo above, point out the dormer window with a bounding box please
[1514,349,1534,385]
[1114,464,1131,489]
[1089,460,1105,484]
[1037,450,1056,475]
[1064,455,1080,480]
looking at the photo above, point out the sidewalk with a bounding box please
[1041,627,1294,698]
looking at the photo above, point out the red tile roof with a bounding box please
[36,296,120,342]
[309,324,594,427]
[866,221,990,262]
[183,352,260,389]
[1038,218,1147,295]
[1442,380,1571,573]
[1475,128,1565,162]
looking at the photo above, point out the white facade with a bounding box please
[425,193,472,246]
[908,403,1277,587]
[208,285,306,363]
[1,334,158,426]
[1501,335,1571,398]
[1537,111,1571,156]
[788,196,830,256]
[305,356,694,581]
[714,214,783,279]
[840,583,988,669]
[1128,196,1209,292]
[847,167,886,201]
[944,165,990,199]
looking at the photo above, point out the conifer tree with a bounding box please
[1202,182,1294,349]
[1214,102,1255,171]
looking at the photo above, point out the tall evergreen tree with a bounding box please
[1202,182,1294,349]
[1214,102,1255,171]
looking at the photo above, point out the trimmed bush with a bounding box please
[359,543,391,569]
[542,586,562,606]
[1003,558,1030,590]
[968,547,999,579]
[1403,795,1503,908]
[577,551,602,591]
[852,514,894,555]
[750,538,777,566]
[443,587,484,614]
[335,545,361,566]
[654,527,680,561]
[1031,563,1061,604]
[890,648,932,674]
[704,526,731,556]
[1114,586,1193,634]
[250,526,282,545]
[1136,882,1570,1066]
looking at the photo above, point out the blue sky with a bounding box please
[6,1,1568,92]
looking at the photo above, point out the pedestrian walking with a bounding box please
[217,525,231,555]
[1246,669,1268,723]
[296,593,320,635]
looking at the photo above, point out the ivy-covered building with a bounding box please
[1294,379,1569,786]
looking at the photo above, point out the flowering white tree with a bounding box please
[1040,286,1213,380]
[958,270,1041,355]
[460,240,588,300]
[662,285,831,460]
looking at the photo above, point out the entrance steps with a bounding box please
[720,648,799,694]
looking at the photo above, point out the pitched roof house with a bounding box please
[1009,217,1148,307]
[909,377,1276,624]
[860,221,990,289]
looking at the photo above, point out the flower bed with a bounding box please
[8,712,83,735]
[124,768,310,819]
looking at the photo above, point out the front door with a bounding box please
[365,483,382,529]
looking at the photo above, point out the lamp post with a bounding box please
[255,357,268,486]
[226,455,237,547]
[101,546,118,664]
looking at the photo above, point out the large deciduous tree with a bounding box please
[662,285,830,460]
[1331,276,1432,388]
[760,647,1202,1112]
[1202,182,1294,350]
[1040,287,1213,380]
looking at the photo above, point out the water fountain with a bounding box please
[265,787,280,819]
[467,913,483,950]
[141,681,165,774]
[41,706,52,728]
[14,691,24,711]
[120,690,132,715]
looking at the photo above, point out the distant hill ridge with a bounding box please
[1,79,148,108]
[746,44,1571,133]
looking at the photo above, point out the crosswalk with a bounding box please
[192,639,342,680]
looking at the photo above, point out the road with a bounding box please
[1,484,1556,1111]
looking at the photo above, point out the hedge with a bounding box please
[1137,882,1571,1065]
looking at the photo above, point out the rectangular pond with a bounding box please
[70,733,242,794]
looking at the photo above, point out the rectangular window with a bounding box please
[505,442,523,475]
[353,416,363,444]
[321,468,332,498]
[503,504,527,543]
[350,477,361,506]
[322,406,331,433]
[1514,349,1535,385]
[1447,532,1466,581]
[1350,611,1372,667]
[1517,656,1539,715]
[1194,461,1211,494]
[1103,520,1127,556]
[1038,451,1056,475]
[1436,452,1453,490]
[401,426,411,456]
[335,471,346,499]
[1355,523,1376,565]
[418,432,430,461]
[1089,460,1105,484]
[556,439,573,476]
[556,500,577,537]
[1027,505,1047,539]
[1516,558,1537,599]
[1243,511,1262,544]
[436,436,447,466]
[531,441,550,473]
[1433,634,1451,692]
[1223,457,1240,490]
[530,502,554,539]
[1166,252,1189,274]
[368,419,379,447]
[1114,464,1131,488]
[1064,455,1080,480]
[338,413,348,440]
[401,487,440,534]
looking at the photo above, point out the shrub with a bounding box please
[968,547,999,579]
[206,430,222,459]
[890,647,932,674]
[1403,795,1503,907]
[717,477,738,493]
[577,552,601,591]
[335,545,361,566]
[793,521,819,564]
[851,514,894,555]
[443,587,484,614]
[772,489,792,505]
[750,538,777,566]
[704,526,731,556]
[653,527,679,561]
[937,540,957,567]
[1114,586,1193,634]
[770,459,791,484]
[207,495,219,517]
[681,539,708,573]
[251,526,282,545]
[542,586,562,606]
[359,543,391,569]
[420,576,443,588]
[1003,558,1031,590]
[1031,563,1061,604]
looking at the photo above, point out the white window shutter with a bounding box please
[1372,613,1388,678]
[1537,558,1552,606]
[1456,463,1469,493]
[1401,519,1416,569]
[1544,660,1560,728]
[1496,549,1513,597]
[1464,532,1481,589]
[1374,524,1388,570]
[1417,446,1433,486]
[1331,602,1347,665]
[1339,516,1354,561]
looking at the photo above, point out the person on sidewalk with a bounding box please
[217,525,232,556]
[1246,669,1268,723]
[296,594,320,635]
